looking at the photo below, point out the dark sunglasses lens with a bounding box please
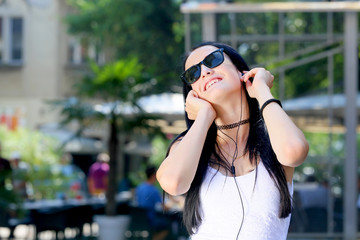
[203,50,224,68]
[181,49,224,85]
[183,65,201,85]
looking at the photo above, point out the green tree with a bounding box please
[54,58,160,216]
[65,0,184,93]
[0,126,64,203]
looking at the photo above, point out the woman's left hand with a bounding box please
[242,67,309,181]
[240,68,274,100]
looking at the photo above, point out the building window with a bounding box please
[10,18,23,62]
[0,16,24,65]
[0,17,3,62]
[67,37,104,65]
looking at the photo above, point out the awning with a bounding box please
[39,123,104,154]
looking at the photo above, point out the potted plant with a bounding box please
[54,58,158,240]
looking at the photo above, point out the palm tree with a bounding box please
[53,58,158,216]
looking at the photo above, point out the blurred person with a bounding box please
[157,42,309,239]
[10,152,30,199]
[1,149,32,238]
[0,143,11,188]
[135,165,170,240]
[298,175,328,209]
[87,152,109,197]
[357,178,360,208]
[296,175,329,232]
[0,143,13,236]
[357,177,360,230]
[55,153,88,200]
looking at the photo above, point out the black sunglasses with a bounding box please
[181,48,225,86]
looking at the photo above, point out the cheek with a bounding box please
[191,79,200,92]
[227,69,241,84]
[190,82,200,94]
[221,62,240,78]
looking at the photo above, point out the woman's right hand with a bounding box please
[185,90,216,121]
[157,90,216,195]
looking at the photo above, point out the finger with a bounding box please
[189,90,199,98]
[245,79,252,89]
[243,70,254,83]
[186,91,195,103]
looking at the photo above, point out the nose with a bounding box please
[201,65,214,79]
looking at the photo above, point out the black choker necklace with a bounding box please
[216,118,250,130]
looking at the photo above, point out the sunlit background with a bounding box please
[0,0,359,239]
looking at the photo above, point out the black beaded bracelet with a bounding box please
[260,98,282,119]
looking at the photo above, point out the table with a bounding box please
[22,192,132,239]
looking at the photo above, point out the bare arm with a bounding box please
[242,68,309,181]
[156,90,216,196]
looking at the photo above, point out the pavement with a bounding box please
[0,224,98,240]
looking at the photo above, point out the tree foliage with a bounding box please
[0,126,65,200]
[77,59,153,102]
[65,0,184,92]
[53,58,161,216]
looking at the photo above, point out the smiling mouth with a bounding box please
[205,79,221,91]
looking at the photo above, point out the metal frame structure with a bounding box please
[181,2,359,239]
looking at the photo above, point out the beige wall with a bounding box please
[0,0,75,129]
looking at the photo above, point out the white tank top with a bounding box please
[191,161,293,240]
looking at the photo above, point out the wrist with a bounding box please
[198,107,216,126]
[257,93,274,107]
[260,98,282,119]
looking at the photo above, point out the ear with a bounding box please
[237,70,243,81]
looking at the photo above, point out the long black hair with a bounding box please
[166,42,292,234]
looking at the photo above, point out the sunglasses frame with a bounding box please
[181,48,225,86]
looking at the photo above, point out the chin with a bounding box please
[204,87,230,103]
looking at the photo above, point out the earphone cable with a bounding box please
[234,82,245,240]
[234,174,245,240]
[216,81,246,239]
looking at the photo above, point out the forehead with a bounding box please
[185,45,220,70]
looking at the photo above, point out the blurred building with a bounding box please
[0,0,186,188]
[0,0,112,179]
[0,0,185,135]
[1,0,62,129]
[0,0,106,131]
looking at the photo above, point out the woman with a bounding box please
[156,42,309,239]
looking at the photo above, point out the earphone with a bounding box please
[233,83,245,240]
[217,83,245,239]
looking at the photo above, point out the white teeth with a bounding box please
[205,79,219,90]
